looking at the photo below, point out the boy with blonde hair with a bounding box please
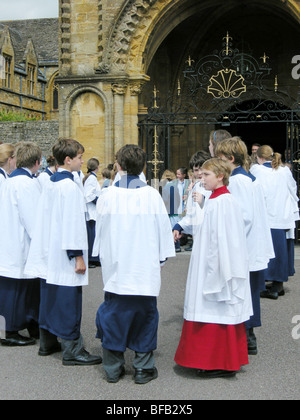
[175,158,253,378]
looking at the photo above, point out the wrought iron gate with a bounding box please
[138,33,300,183]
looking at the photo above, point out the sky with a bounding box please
[0,0,59,21]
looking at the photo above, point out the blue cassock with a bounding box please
[95,175,159,353]
[261,163,293,283]
[38,170,83,340]
[0,168,40,332]
[231,166,264,330]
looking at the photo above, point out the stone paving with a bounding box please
[0,248,299,401]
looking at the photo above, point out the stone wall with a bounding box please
[0,120,59,155]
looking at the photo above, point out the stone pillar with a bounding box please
[111,82,127,155]
[128,82,143,145]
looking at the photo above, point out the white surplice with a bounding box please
[250,164,299,230]
[183,190,253,325]
[83,173,101,221]
[0,173,41,279]
[228,172,274,272]
[25,176,88,287]
[93,185,176,297]
[178,181,211,236]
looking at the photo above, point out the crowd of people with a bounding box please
[0,130,298,384]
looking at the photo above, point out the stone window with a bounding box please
[27,64,35,95]
[52,80,59,110]
[2,54,12,89]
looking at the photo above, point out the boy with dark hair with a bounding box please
[25,138,102,366]
[93,144,175,384]
[173,150,211,249]
[0,142,42,346]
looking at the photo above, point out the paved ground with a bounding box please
[0,247,300,401]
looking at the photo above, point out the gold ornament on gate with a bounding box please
[207,68,246,99]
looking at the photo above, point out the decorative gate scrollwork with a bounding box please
[139,32,300,179]
[207,68,246,99]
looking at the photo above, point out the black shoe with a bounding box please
[134,367,158,384]
[38,329,62,356]
[106,366,125,383]
[248,344,257,356]
[1,332,36,347]
[89,261,101,268]
[247,328,257,355]
[63,348,102,366]
[39,342,61,356]
[196,369,236,379]
[263,282,285,299]
[184,246,193,251]
[27,322,40,339]
[260,290,279,300]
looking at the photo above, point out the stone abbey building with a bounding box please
[0,19,59,121]
[1,0,300,178]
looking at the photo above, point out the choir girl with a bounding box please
[83,157,101,268]
[250,145,299,299]
[208,129,231,157]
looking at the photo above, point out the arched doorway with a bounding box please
[139,0,300,176]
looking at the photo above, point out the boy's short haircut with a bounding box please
[116,144,146,176]
[46,155,57,166]
[201,157,232,186]
[214,136,248,167]
[101,168,111,179]
[0,143,15,166]
[189,150,211,169]
[177,167,188,176]
[52,138,85,166]
[15,142,42,169]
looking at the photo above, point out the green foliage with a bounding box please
[0,110,41,121]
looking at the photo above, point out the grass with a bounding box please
[0,110,41,121]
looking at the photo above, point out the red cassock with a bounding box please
[174,186,252,372]
[174,320,248,371]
